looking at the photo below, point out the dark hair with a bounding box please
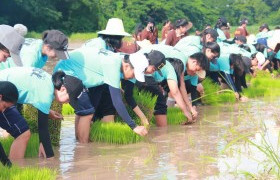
[240,18,248,25]
[99,34,124,52]
[134,23,144,35]
[201,28,219,44]
[175,19,189,29]
[0,81,19,104]
[203,42,220,57]
[259,23,270,32]
[239,44,251,53]
[166,58,184,87]
[215,17,228,29]
[254,43,266,53]
[52,71,66,90]
[189,52,209,71]
[229,54,245,76]
[147,17,155,25]
[0,43,9,52]
[163,20,171,26]
[275,26,280,30]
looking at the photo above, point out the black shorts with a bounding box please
[88,85,116,119]
[136,76,167,115]
[73,90,95,116]
[0,106,29,138]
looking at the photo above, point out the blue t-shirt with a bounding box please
[54,47,123,89]
[0,67,54,114]
[216,28,227,42]
[219,42,252,58]
[217,54,232,74]
[82,37,107,50]
[175,36,202,58]
[152,61,177,83]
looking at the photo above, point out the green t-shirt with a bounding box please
[54,47,123,89]
[0,67,54,114]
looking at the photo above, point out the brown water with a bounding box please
[13,98,278,179]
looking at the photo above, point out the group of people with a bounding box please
[0,16,279,167]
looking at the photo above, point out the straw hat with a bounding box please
[98,18,131,37]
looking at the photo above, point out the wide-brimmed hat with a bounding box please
[98,18,131,37]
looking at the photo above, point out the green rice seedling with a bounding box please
[89,121,143,144]
[201,78,236,105]
[166,107,186,125]
[22,101,62,146]
[0,133,39,158]
[62,103,75,115]
[0,165,57,180]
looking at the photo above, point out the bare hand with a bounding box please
[191,106,198,119]
[239,96,248,102]
[140,117,149,126]
[133,126,148,136]
[49,110,63,120]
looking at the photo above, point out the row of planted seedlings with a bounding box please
[0,101,61,179]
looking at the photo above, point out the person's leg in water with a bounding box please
[136,76,167,127]
[0,142,12,167]
[0,106,31,160]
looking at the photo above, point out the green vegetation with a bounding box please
[62,103,75,116]
[243,71,280,98]
[69,33,97,42]
[201,78,236,105]
[22,101,62,146]
[90,121,142,144]
[0,165,57,180]
[0,134,39,158]
[1,0,279,34]
[167,107,186,125]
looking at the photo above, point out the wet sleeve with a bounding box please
[224,73,237,92]
[38,110,54,158]
[108,85,136,129]
[122,80,137,109]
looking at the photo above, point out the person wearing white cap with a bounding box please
[0,24,24,66]
[54,46,153,140]
[1,29,69,70]
[83,18,131,52]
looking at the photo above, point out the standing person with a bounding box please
[161,20,172,41]
[215,17,231,42]
[165,18,193,46]
[83,18,131,52]
[140,17,158,44]
[54,47,151,139]
[234,18,249,37]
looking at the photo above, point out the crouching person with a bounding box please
[0,81,31,161]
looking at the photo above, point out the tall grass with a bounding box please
[0,133,39,158]
[0,165,57,180]
[89,121,142,144]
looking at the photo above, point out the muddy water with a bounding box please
[32,99,279,179]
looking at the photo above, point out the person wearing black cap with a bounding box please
[234,18,249,37]
[140,17,158,44]
[0,81,30,165]
[0,67,69,159]
[1,29,69,70]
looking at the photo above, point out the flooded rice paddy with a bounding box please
[11,98,280,179]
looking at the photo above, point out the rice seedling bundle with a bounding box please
[0,165,57,180]
[166,107,186,125]
[62,103,75,115]
[201,78,236,105]
[90,121,143,144]
[0,133,39,158]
